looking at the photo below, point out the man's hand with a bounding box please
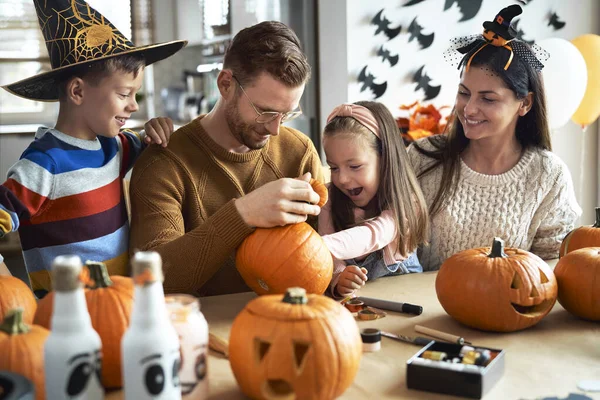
[235,176,321,228]
[143,117,174,147]
[336,266,368,297]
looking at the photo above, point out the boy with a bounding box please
[0,0,186,297]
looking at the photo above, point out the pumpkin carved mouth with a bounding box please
[262,379,295,399]
[511,299,554,316]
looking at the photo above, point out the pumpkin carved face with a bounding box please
[436,238,558,332]
[229,288,362,400]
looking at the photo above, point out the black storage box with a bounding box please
[406,341,505,399]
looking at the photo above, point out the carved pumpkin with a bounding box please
[0,275,37,324]
[436,238,558,332]
[555,247,600,321]
[560,207,600,257]
[34,261,134,389]
[0,308,50,400]
[229,287,362,400]
[236,180,332,295]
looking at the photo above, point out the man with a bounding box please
[129,21,324,296]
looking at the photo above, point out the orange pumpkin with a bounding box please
[310,178,328,208]
[0,275,37,324]
[0,308,49,400]
[229,287,362,400]
[34,261,134,389]
[560,207,600,257]
[236,221,333,295]
[554,247,600,321]
[436,238,558,332]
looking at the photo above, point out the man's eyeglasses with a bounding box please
[232,75,302,124]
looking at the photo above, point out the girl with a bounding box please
[408,5,581,270]
[319,101,429,298]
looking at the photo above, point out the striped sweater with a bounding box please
[0,127,145,295]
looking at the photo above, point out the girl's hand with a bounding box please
[144,117,174,147]
[336,266,368,297]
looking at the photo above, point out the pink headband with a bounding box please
[326,104,380,138]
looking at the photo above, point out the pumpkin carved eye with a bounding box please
[255,338,271,363]
[511,272,523,289]
[293,342,311,371]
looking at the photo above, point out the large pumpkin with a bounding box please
[0,308,50,400]
[229,287,362,400]
[236,180,332,295]
[34,261,134,389]
[0,275,37,324]
[560,207,600,257]
[555,247,600,321]
[436,238,558,332]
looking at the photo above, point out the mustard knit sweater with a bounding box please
[129,116,324,296]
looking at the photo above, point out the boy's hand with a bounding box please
[336,266,368,297]
[144,117,174,147]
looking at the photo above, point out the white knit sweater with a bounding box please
[407,137,582,271]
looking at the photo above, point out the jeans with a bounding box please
[345,250,423,281]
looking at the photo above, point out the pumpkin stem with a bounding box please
[488,237,507,258]
[0,308,30,335]
[85,261,113,289]
[594,207,600,228]
[282,287,308,305]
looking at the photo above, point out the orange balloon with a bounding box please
[571,34,600,128]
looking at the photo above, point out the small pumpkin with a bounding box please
[560,207,600,257]
[34,261,134,389]
[310,178,328,208]
[0,275,37,324]
[229,287,362,400]
[0,308,50,400]
[554,247,600,321]
[436,237,558,332]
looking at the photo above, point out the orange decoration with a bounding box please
[229,287,362,400]
[436,238,557,332]
[555,247,600,321]
[0,275,37,325]
[397,102,450,143]
[34,262,134,389]
[559,207,600,257]
[309,178,328,207]
[0,308,49,400]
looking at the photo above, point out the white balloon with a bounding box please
[539,38,587,130]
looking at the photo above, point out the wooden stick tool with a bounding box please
[414,325,471,345]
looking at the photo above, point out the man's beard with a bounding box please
[225,102,270,150]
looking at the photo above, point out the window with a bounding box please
[0,0,132,124]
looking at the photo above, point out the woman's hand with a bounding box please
[336,265,368,297]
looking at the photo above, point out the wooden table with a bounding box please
[108,259,600,399]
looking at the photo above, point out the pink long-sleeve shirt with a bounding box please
[319,185,407,293]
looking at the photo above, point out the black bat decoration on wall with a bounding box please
[377,45,399,66]
[512,19,535,45]
[515,0,533,5]
[371,9,402,40]
[413,66,440,100]
[444,0,483,22]
[408,17,434,49]
[403,0,425,6]
[358,66,387,99]
[548,12,566,30]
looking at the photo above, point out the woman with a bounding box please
[408,4,581,270]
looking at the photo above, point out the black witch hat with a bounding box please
[2,0,187,101]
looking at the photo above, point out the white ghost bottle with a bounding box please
[166,294,209,399]
[122,251,182,400]
[44,255,104,400]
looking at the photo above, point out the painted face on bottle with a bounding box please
[179,344,208,395]
[136,348,181,398]
[63,350,103,399]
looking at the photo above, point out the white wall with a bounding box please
[318,0,600,224]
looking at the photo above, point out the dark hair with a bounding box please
[58,53,146,99]
[223,21,311,87]
[413,42,551,217]
[324,101,429,257]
